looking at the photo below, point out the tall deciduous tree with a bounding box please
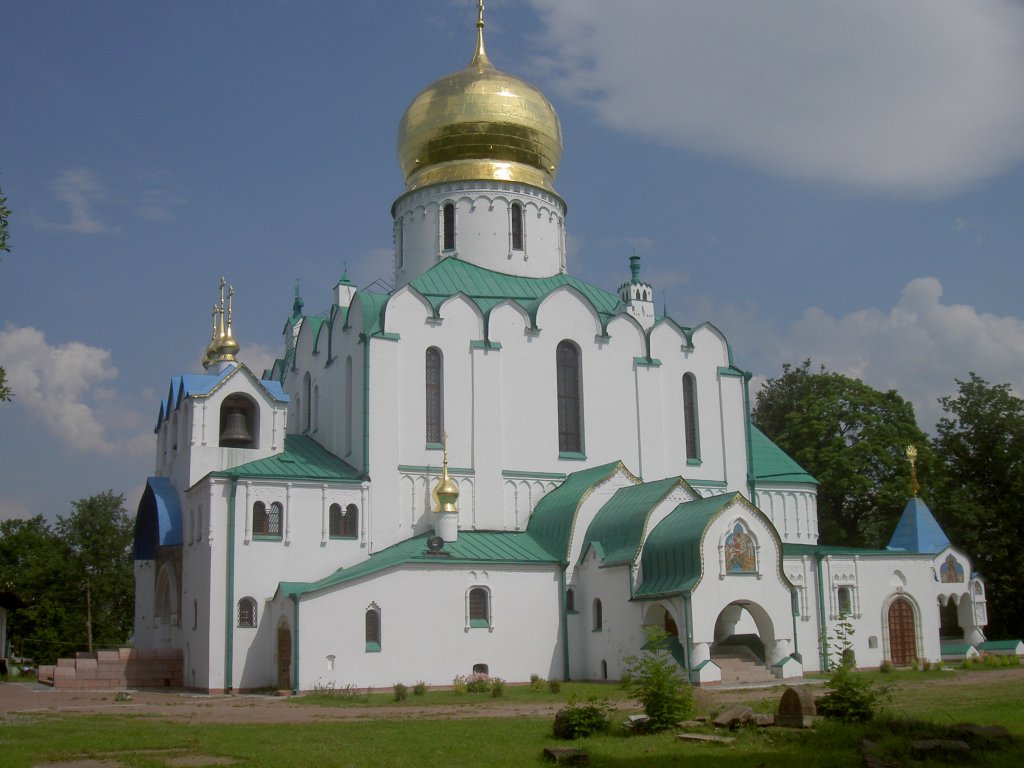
[0,516,77,662]
[55,491,135,652]
[753,361,933,548]
[933,373,1024,639]
[1,181,11,401]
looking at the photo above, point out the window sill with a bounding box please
[469,619,490,629]
[686,458,703,467]
[365,643,381,653]
[566,609,579,615]
[329,535,359,541]
[592,627,603,633]
[559,451,587,461]
[252,535,283,541]
[426,442,444,451]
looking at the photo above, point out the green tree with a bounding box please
[753,361,933,548]
[55,491,135,652]
[622,626,694,731]
[933,373,1024,639]
[1,181,12,401]
[0,516,78,663]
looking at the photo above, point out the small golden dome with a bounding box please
[396,6,562,192]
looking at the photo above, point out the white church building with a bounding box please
[133,5,989,693]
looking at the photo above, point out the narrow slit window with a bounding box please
[556,341,583,453]
[683,373,700,461]
[425,347,444,444]
[443,203,455,251]
[365,607,381,652]
[511,202,524,251]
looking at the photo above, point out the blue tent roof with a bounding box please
[887,497,950,554]
[133,477,183,560]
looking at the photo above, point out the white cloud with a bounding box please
[0,325,151,454]
[240,342,281,380]
[48,168,116,233]
[528,0,1024,195]
[777,278,1024,429]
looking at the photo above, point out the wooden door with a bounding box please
[888,597,917,666]
[277,625,292,690]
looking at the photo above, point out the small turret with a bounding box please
[619,253,655,329]
[431,432,460,542]
[334,268,357,309]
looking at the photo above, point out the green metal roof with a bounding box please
[409,258,624,331]
[210,434,363,483]
[634,493,742,598]
[750,425,817,484]
[977,640,1023,652]
[782,543,913,558]
[579,477,688,566]
[526,461,624,560]
[278,530,559,598]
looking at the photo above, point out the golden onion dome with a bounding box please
[397,5,562,192]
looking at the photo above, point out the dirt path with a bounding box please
[3,667,1022,725]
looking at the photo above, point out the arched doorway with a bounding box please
[713,601,775,662]
[276,623,292,691]
[887,597,917,666]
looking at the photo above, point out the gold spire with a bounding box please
[471,0,491,68]
[906,445,920,497]
[432,431,460,514]
[202,277,240,369]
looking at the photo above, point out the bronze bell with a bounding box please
[220,409,253,447]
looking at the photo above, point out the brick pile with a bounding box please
[38,648,182,689]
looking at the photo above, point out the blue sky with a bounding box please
[2,0,1023,522]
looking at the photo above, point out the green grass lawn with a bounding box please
[2,668,1022,768]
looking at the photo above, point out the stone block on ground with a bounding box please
[776,686,816,728]
[677,733,736,744]
[713,705,754,728]
[543,747,588,765]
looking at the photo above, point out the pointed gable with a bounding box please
[887,497,951,553]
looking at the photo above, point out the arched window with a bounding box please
[565,587,576,613]
[472,663,489,675]
[425,346,444,445]
[593,598,603,631]
[682,373,700,461]
[837,587,852,616]
[237,597,257,628]
[510,202,524,251]
[469,587,490,628]
[556,341,583,454]
[253,501,282,537]
[365,606,381,652]
[303,372,312,433]
[330,503,358,539]
[443,203,456,251]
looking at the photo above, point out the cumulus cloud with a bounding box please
[0,325,150,454]
[528,0,1024,195]
[777,278,1024,428]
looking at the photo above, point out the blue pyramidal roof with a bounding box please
[887,497,950,553]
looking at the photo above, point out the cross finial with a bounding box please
[906,445,920,497]
[471,0,491,67]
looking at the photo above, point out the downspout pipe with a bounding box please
[291,594,300,694]
[361,334,371,478]
[742,371,756,502]
[790,589,801,663]
[224,477,237,692]
[683,591,694,683]
[560,564,570,681]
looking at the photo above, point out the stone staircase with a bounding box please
[711,645,777,685]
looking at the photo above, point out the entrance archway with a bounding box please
[887,597,917,666]
[713,601,776,662]
[276,622,292,691]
